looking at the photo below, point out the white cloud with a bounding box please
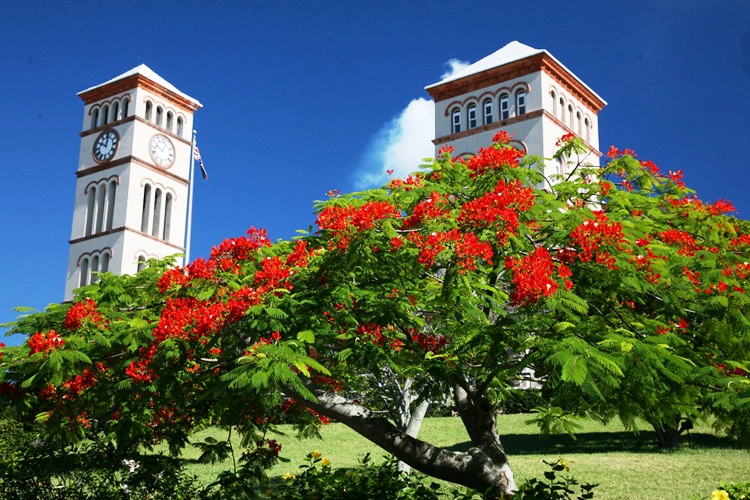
[353,58,470,190]
[354,97,435,189]
[440,58,470,79]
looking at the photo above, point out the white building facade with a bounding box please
[65,65,201,301]
[426,41,606,179]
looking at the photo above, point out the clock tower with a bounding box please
[64,65,202,301]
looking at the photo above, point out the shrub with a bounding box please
[513,459,597,499]
[501,389,546,414]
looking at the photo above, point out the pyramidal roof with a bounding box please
[78,64,202,107]
[425,41,604,104]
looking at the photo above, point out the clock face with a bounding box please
[93,129,119,163]
[149,134,175,168]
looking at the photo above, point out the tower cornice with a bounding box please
[426,53,605,114]
[79,73,201,112]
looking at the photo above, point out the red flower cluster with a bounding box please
[667,170,686,189]
[388,173,425,191]
[730,234,750,248]
[355,323,403,351]
[659,229,698,256]
[407,229,493,272]
[158,257,219,292]
[125,343,157,383]
[64,298,104,330]
[0,342,4,360]
[316,201,401,250]
[411,332,449,353]
[61,368,97,398]
[492,130,514,144]
[466,146,524,177]
[555,133,576,147]
[403,192,450,229]
[506,247,571,306]
[458,179,535,244]
[210,227,271,262]
[438,145,454,156]
[569,212,625,266]
[28,330,65,355]
[257,438,282,456]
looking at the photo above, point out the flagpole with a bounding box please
[184,129,197,267]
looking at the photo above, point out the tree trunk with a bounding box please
[286,384,517,498]
[653,425,680,449]
[397,397,430,474]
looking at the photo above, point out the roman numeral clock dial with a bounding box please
[92,129,119,163]
[149,134,175,168]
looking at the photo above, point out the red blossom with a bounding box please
[667,170,686,189]
[458,179,535,243]
[28,330,65,355]
[506,247,570,306]
[492,130,514,144]
[569,212,626,265]
[64,298,104,330]
[210,227,271,262]
[640,159,660,175]
[660,229,698,256]
[403,192,450,229]
[438,144,454,156]
[466,146,524,177]
[316,201,401,249]
[388,173,425,191]
[555,133,576,147]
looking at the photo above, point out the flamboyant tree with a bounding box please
[2,132,749,497]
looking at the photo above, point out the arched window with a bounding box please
[163,193,173,241]
[79,257,89,288]
[576,111,582,135]
[102,104,110,125]
[105,180,116,231]
[451,108,461,134]
[95,185,106,234]
[176,116,184,136]
[137,255,146,273]
[145,101,153,121]
[141,184,152,233]
[516,90,526,116]
[152,188,162,237]
[91,108,99,129]
[101,252,110,274]
[91,255,100,283]
[166,111,173,131]
[483,99,493,125]
[467,104,477,129]
[112,101,119,121]
[550,91,557,116]
[584,117,591,142]
[500,94,510,120]
[155,106,163,127]
[122,98,129,118]
[559,97,565,122]
[85,186,96,237]
[568,104,574,128]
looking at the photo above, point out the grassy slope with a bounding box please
[176,415,750,499]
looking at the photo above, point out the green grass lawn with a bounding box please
[174,414,750,499]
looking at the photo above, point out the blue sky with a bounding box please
[2,0,749,344]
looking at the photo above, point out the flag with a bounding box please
[194,142,207,180]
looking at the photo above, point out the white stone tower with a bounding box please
[65,65,201,300]
[426,41,606,178]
